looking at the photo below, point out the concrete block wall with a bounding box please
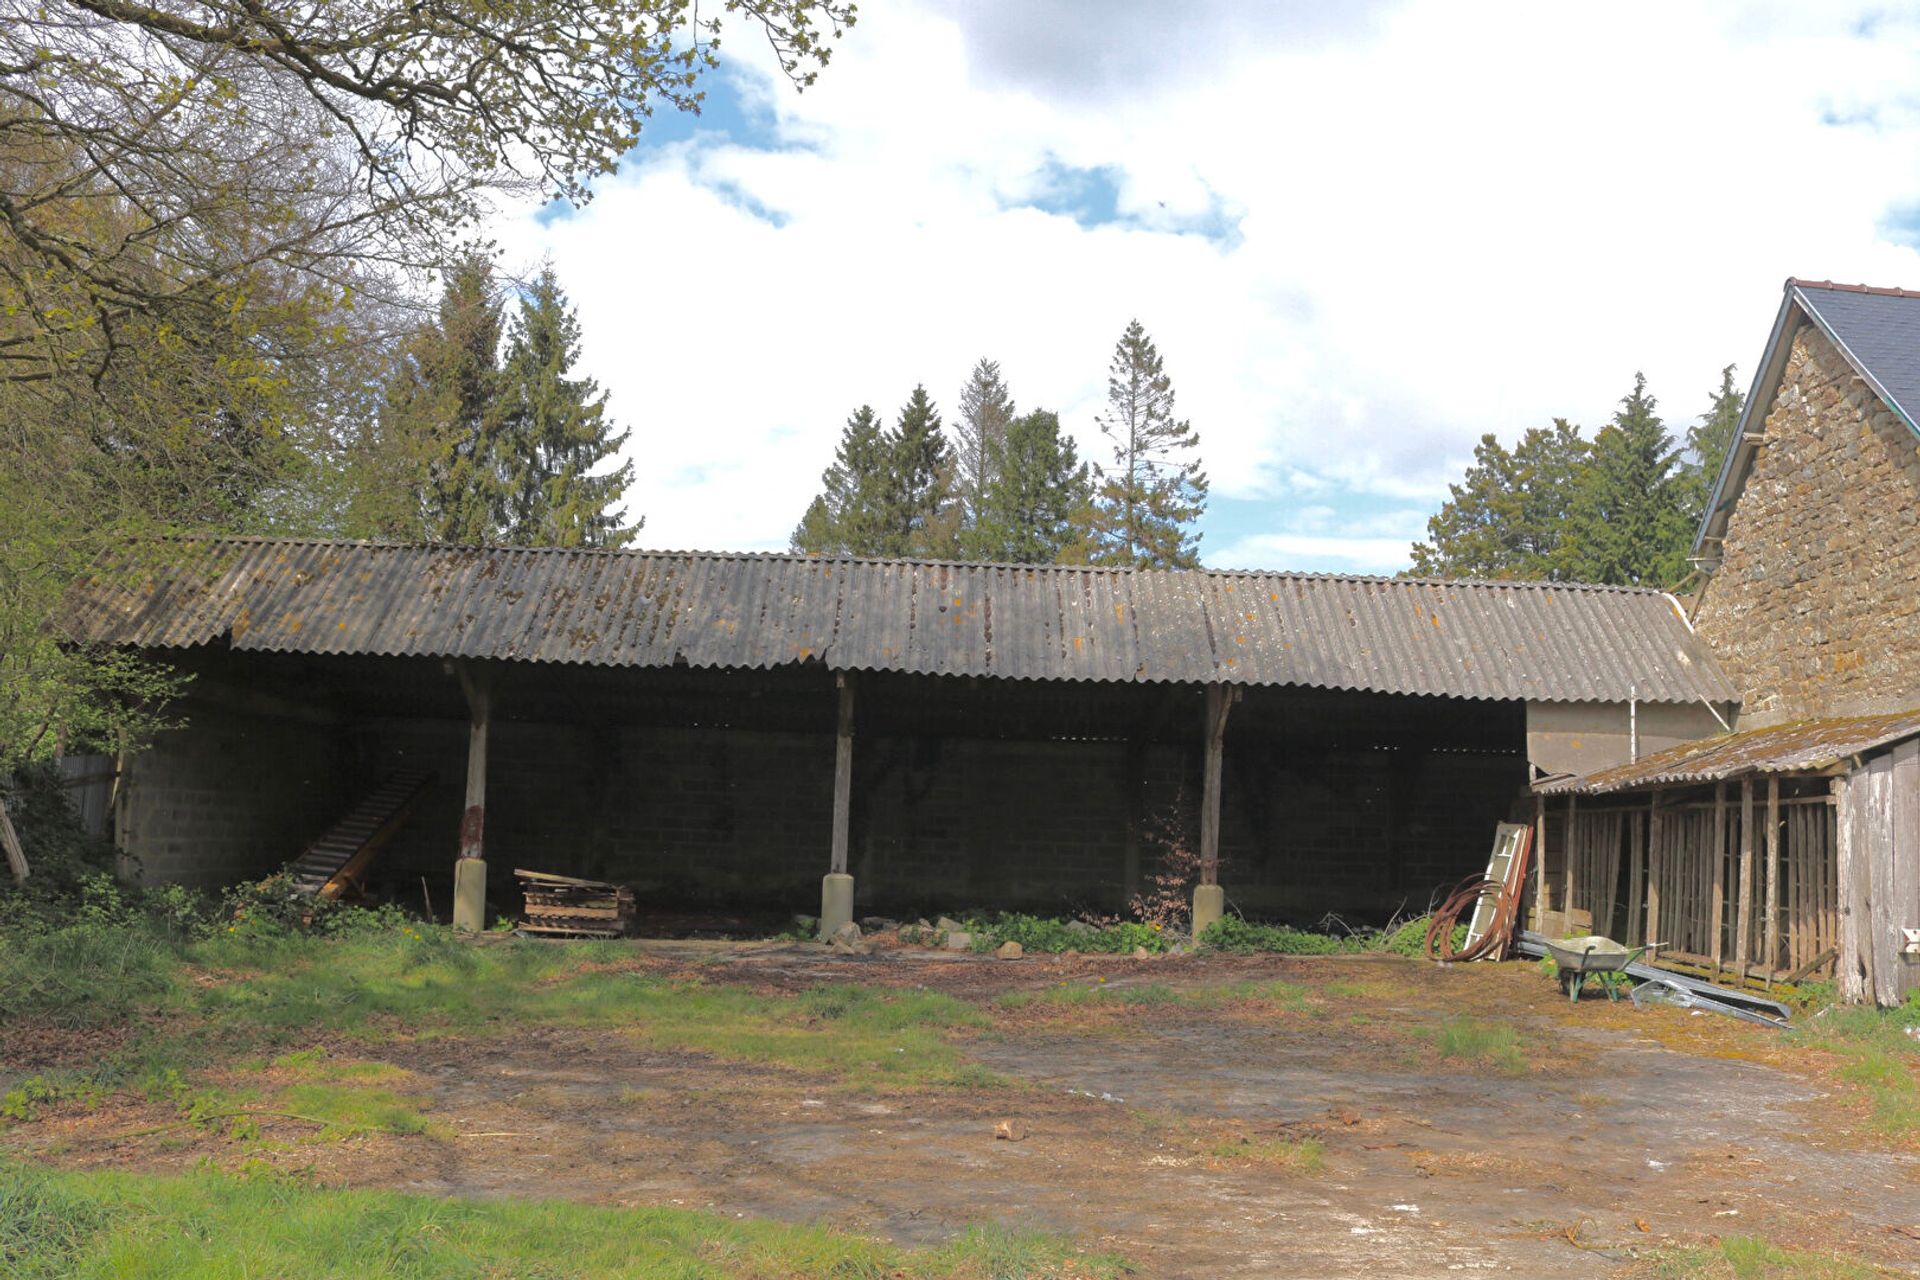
[118,702,344,889]
[1695,322,1920,723]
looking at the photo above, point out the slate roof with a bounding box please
[60,538,1738,705]
[1695,278,1920,557]
[1535,708,1920,795]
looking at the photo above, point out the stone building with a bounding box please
[1536,280,1920,1004]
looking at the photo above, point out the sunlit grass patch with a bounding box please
[1432,1016,1527,1075]
[1791,1003,1920,1142]
[1643,1234,1883,1279]
[274,1082,437,1139]
[1204,1134,1326,1173]
[0,1160,1125,1279]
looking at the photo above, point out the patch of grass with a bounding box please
[1793,1004,1920,1141]
[0,1160,1124,1279]
[1433,1016,1527,1075]
[274,1082,437,1138]
[1645,1234,1883,1279]
[0,924,179,1029]
[1205,1134,1326,1173]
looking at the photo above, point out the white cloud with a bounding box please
[495,0,1920,567]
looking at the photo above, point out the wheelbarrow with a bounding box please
[1545,935,1664,1002]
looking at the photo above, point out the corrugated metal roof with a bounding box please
[1536,708,1920,794]
[62,539,1738,704]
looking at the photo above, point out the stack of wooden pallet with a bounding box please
[514,868,635,938]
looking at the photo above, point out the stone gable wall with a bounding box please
[1694,322,1920,723]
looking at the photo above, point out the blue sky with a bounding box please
[500,1,1920,573]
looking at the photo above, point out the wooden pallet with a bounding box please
[515,868,635,938]
[288,770,435,899]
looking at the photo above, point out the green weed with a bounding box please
[1205,1135,1326,1173]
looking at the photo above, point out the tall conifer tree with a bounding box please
[880,385,959,558]
[971,409,1091,563]
[1408,419,1588,579]
[954,357,1015,531]
[1679,364,1743,530]
[1557,373,1691,586]
[495,268,637,547]
[1077,320,1208,568]
[791,405,892,555]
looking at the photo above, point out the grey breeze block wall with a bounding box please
[118,704,344,889]
[354,716,1520,921]
[1695,322,1920,724]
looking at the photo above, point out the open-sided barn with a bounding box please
[63,539,1728,937]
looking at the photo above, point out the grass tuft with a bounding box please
[1433,1016,1527,1075]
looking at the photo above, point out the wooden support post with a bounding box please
[820,676,857,939]
[830,677,854,877]
[1532,793,1547,931]
[1198,684,1235,885]
[1763,776,1780,973]
[1710,782,1727,973]
[1564,795,1579,927]
[1647,795,1664,948]
[1735,777,1756,975]
[453,662,491,932]
[1625,803,1646,946]
[1192,683,1233,937]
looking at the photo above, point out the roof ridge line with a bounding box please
[163,536,1671,595]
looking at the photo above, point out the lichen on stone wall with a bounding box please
[1695,322,1920,722]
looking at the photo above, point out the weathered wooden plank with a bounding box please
[1764,776,1780,972]
[1835,773,1868,1004]
[1646,797,1665,947]
[1625,805,1646,946]
[1890,742,1920,1003]
[830,677,854,876]
[1710,783,1727,972]
[1864,753,1902,1007]
[1532,794,1547,931]
[0,795,29,883]
[1735,778,1755,973]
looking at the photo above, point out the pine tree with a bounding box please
[954,357,1015,532]
[879,385,960,558]
[790,405,892,555]
[970,409,1091,563]
[380,251,509,544]
[1678,364,1742,530]
[1077,320,1208,568]
[1408,419,1588,579]
[495,268,637,547]
[1558,373,1691,587]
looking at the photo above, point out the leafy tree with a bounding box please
[970,410,1092,563]
[791,406,892,555]
[0,0,850,769]
[1679,364,1743,530]
[1408,419,1589,579]
[496,269,637,548]
[1557,373,1692,587]
[953,358,1016,531]
[878,386,960,558]
[1076,320,1209,568]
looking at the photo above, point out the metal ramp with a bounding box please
[289,770,435,899]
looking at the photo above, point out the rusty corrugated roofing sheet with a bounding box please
[1536,708,1920,794]
[62,539,1737,704]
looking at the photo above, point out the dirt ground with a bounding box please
[14,945,1920,1279]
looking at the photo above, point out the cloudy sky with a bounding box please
[497,1,1920,573]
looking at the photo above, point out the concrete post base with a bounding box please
[1191,882,1225,940]
[819,872,855,940]
[452,856,487,933]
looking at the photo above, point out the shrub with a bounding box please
[958,913,1173,955]
[1198,917,1353,955]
